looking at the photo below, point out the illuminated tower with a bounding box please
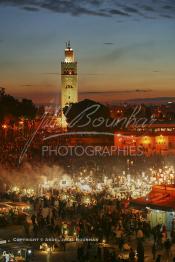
[61,41,78,110]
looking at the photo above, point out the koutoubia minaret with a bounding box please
[61,41,78,110]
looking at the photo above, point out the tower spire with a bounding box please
[66,40,71,49]
[68,40,71,49]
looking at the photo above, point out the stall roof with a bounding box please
[130,185,175,212]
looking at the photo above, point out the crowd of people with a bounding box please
[1,186,175,261]
[1,131,175,261]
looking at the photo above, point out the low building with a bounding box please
[114,121,175,155]
[130,185,175,230]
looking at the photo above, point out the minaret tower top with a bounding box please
[64,41,74,63]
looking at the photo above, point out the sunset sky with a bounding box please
[0,0,175,104]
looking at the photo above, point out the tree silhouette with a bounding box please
[0,88,37,123]
[63,99,114,132]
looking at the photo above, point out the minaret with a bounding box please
[61,41,78,110]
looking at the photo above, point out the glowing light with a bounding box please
[142,136,151,145]
[79,184,92,192]
[6,163,175,204]
[2,124,7,129]
[64,230,68,235]
[156,135,166,144]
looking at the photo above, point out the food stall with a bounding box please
[0,242,33,261]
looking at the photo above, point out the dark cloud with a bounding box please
[23,6,40,12]
[104,42,114,45]
[71,7,110,17]
[0,0,174,19]
[135,89,152,93]
[81,89,152,95]
[163,5,173,10]
[41,1,110,17]
[153,70,160,73]
[22,84,33,87]
[43,72,107,76]
[124,6,139,13]
[88,0,101,6]
[109,9,129,16]
[42,72,105,76]
[143,6,154,11]
[127,97,175,104]
[161,14,172,19]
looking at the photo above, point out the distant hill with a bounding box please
[126,97,175,104]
